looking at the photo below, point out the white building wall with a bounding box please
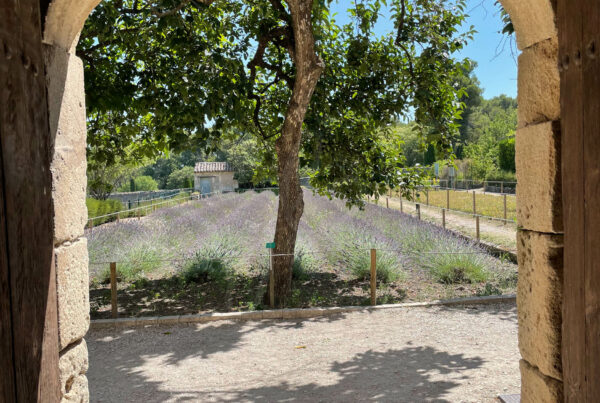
[194,172,238,194]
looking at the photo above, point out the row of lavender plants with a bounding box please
[87,189,514,287]
[87,191,277,283]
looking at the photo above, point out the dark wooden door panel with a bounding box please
[582,0,600,399]
[560,0,600,400]
[559,1,585,400]
[0,0,59,401]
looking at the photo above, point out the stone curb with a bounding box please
[90,294,516,330]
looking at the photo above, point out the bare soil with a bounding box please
[90,265,516,319]
[87,302,520,402]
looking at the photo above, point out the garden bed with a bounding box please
[88,190,517,319]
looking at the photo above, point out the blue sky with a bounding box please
[329,0,518,99]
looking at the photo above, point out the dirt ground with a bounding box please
[385,197,517,252]
[87,302,519,402]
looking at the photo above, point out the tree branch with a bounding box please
[246,24,296,139]
[394,0,414,80]
[119,0,215,17]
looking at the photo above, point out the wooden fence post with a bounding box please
[116,212,120,223]
[503,194,507,225]
[426,189,429,206]
[472,191,476,215]
[446,189,450,209]
[475,216,480,240]
[416,203,421,220]
[269,249,275,307]
[400,197,403,213]
[386,197,389,209]
[501,182,504,194]
[442,208,446,229]
[370,249,377,305]
[110,262,118,318]
[89,218,93,232]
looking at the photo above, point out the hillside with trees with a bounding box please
[390,66,517,182]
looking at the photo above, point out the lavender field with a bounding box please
[87,190,517,318]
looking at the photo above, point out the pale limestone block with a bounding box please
[59,339,89,400]
[56,238,90,350]
[520,359,563,403]
[516,121,562,233]
[44,0,101,52]
[60,374,89,403]
[517,230,563,380]
[44,45,88,244]
[518,38,560,127]
[501,0,556,50]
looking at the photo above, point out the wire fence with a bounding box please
[424,179,517,194]
[384,187,516,224]
[87,187,281,228]
[115,188,195,209]
[89,248,492,266]
[92,243,509,318]
[366,192,517,254]
[87,192,195,228]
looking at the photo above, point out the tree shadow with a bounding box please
[88,315,349,402]
[220,346,485,402]
[88,320,487,402]
[436,302,517,322]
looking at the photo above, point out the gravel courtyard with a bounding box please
[87,303,519,402]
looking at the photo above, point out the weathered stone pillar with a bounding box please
[44,44,90,403]
[505,0,565,399]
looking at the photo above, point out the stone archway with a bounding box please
[499,0,564,401]
[39,0,563,401]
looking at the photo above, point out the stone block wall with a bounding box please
[45,44,90,403]
[40,0,565,402]
[504,0,565,400]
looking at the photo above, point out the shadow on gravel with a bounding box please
[437,302,517,322]
[88,315,348,401]
[88,322,486,402]
[221,346,485,402]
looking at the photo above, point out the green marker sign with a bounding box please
[265,242,276,249]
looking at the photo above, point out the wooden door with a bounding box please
[0,0,60,401]
[559,0,600,400]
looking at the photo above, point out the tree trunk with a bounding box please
[269,0,324,307]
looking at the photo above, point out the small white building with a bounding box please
[194,162,238,195]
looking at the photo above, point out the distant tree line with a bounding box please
[390,64,517,182]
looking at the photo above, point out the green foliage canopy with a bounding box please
[117,175,159,191]
[80,0,473,205]
[166,166,195,189]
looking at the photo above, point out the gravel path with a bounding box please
[385,198,517,252]
[87,303,519,402]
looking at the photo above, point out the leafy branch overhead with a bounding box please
[81,0,473,203]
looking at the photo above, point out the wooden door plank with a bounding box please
[0,140,16,403]
[559,0,586,401]
[0,0,59,401]
[582,0,600,399]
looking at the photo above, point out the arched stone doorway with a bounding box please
[0,0,572,400]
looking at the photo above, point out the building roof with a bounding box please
[194,162,234,173]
